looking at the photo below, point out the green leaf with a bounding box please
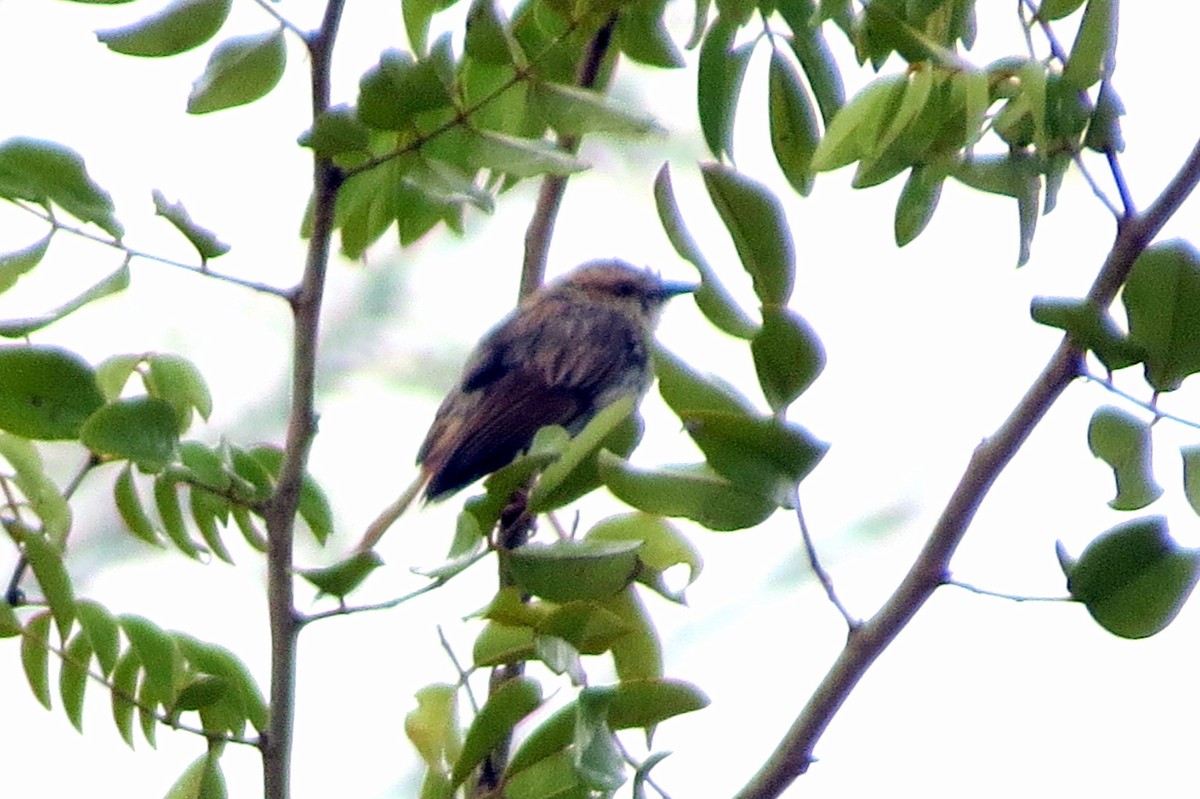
[248,446,334,545]
[111,648,140,747]
[1029,296,1142,371]
[120,614,180,701]
[768,50,819,196]
[508,678,706,776]
[652,164,758,340]
[0,233,52,295]
[466,129,587,178]
[682,411,827,502]
[811,75,906,173]
[505,751,585,799]
[777,1,845,126]
[174,634,268,733]
[187,29,286,114]
[114,463,163,546]
[537,602,632,655]
[1062,0,1117,90]
[75,599,120,677]
[357,48,453,130]
[527,396,637,513]
[600,588,661,681]
[465,0,520,65]
[154,474,203,558]
[616,0,686,68]
[146,353,213,432]
[607,678,710,728]
[1040,0,1087,19]
[1062,517,1200,639]
[189,488,233,564]
[151,190,230,260]
[697,18,754,160]
[1087,406,1161,510]
[0,431,71,543]
[574,688,626,791]
[701,163,795,305]
[94,353,141,401]
[1181,445,1200,520]
[452,676,543,787]
[0,137,123,239]
[405,684,461,774]
[21,530,76,638]
[174,675,228,711]
[21,611,53,710]
[298,551,384,598]
[473,621,536,667]
[178,441,231,491]
[96,0,232,57]
[1083,80,1125,154]
[0,263,130,340]
[60,629,93,731]
[403,0,449,56]
[508,539,642,602]
[531,82,660,137]
[587,512,703,602]
[654,345,755,418]
[0,599,20,637]
[751,306,825,411]
[164,754,227,799]
[599,453,776,531]
[297,105,371,158]
[894,164,944,247]
[1122,239,1200,391]
[81,397,179,473]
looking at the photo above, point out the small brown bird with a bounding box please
[357,259,694,549]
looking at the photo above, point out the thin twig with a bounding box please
[1080,370,1200,430]
[261,3,346,799]
[10,202,290,298]
[947,578,1071,603]
[251,0,308,40]
[438,624,481,713]
[790,486,858,632]
[1106,147,1136,219]
[298,578,446,625]
[732,136,1200,799]
[1072,152,1123,218]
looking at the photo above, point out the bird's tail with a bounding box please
[355,470,428,552]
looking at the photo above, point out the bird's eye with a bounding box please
[612,281,638,297]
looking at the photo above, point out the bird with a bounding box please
[356,259,694,550]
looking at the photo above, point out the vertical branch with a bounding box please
[260,4,345,799]
[520,14,619,299]
[733,137,1200,799]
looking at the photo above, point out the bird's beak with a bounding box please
[659,279,698,298]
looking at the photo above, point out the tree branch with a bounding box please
[520,14,618,299]
[733,136,1200,799]
[260,4,345,799]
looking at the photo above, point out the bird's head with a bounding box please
[555,259,695,318]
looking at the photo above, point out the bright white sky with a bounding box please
[1,2,1198,798]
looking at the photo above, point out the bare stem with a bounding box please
[732,137,1200,799]
[1081,370,1200,430]
[790,485,858,632]
[10,202,290,298]
[520,14,618,299]
[260,4,345,799]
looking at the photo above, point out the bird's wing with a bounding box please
[421,299,644,498]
